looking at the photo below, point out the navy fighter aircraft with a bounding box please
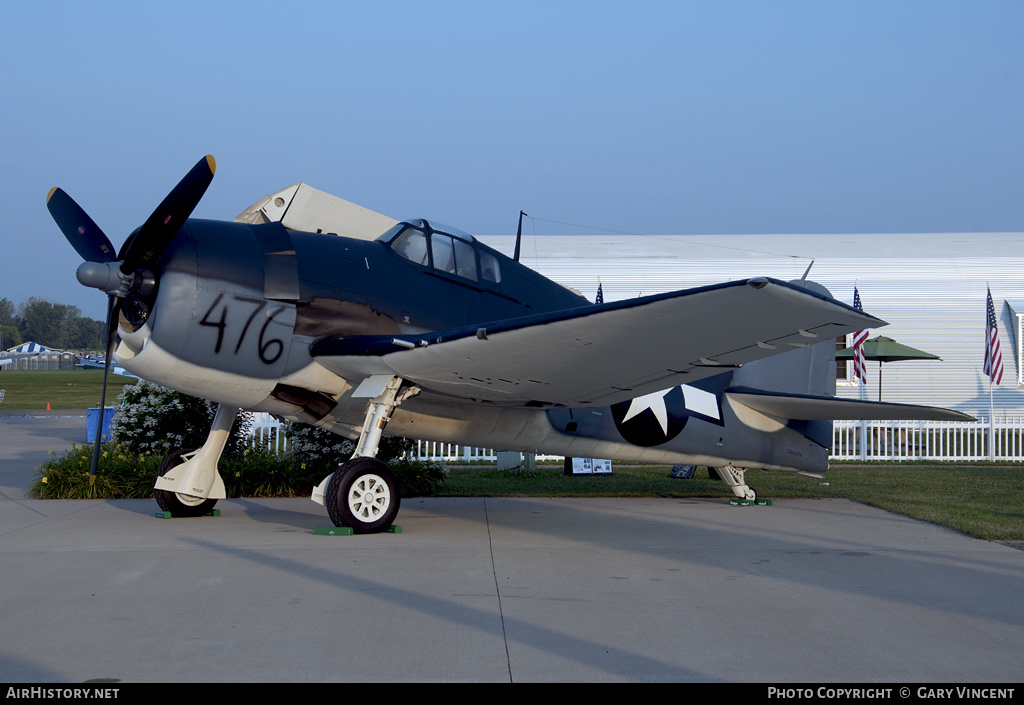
[47,155,971,532]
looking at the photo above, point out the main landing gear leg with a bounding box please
[154,404,240,516]
[713,464,757,501]
[312,377,419,533]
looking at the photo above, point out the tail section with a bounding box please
[721,279,973,448]
[545,278,971,480]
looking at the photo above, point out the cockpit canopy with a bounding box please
[379,219,501,284]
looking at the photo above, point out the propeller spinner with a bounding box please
[47,155,217,483]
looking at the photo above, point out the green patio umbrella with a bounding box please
[836,335,941,401]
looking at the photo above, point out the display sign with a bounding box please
[564,457,613,475]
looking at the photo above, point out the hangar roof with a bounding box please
[476,232,1024,261]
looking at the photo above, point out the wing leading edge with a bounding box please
[311,277,884,408]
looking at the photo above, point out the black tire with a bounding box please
[326,457,401,533]
[154,447,219,517]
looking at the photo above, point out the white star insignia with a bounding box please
[622,389,673,435]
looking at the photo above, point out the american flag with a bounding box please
[595,281,604,304]
[984,287,1003,385]
[852,287,868,384]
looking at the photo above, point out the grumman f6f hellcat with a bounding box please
[48,156,971,532]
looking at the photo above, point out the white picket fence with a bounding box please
[410,441,564,463]
[413,440,497,462]
[832,418,1024,461]
[249,413,290,454]
[247,414,1024,462]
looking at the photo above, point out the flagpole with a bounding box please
[859,378,867,461]
[989,376,995,461]
[853,286,868,460]
[984,285,1002,461]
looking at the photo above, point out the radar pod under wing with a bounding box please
[726,388,976,422]
[311,277,884,408]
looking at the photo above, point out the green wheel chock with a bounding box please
[155,509,221,519]
[315,526,355,536]
[729,498,753,506]
[313,525,401,536]
[755,499,773,506]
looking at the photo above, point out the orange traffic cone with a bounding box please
[46,402,51,410]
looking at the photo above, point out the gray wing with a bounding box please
[311,278,883,407]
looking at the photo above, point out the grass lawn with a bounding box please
[0,370,134,410]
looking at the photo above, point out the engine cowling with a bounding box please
[116,219,298,409]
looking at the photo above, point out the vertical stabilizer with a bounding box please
[724,279,839,447]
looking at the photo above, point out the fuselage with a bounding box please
[114,218,832,475]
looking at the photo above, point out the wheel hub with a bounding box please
[348,473,391,521]
[175,492,207,507]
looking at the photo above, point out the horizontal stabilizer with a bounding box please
[726,388,975,422]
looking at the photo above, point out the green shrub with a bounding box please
[283,422,414,472]
[109,380,251,456]
[390,458,448,498]
[30,442,162,499]
[283,421,356,476]
[32,383,446,500]
[31,442,447,500]
[220,451,323,498]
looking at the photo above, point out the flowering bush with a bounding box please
[30,442,163,499]
[282,424,442,494]
[284,422,412,474]
[283,421,355,473]
[109,380,251,456]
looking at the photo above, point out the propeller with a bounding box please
[47,155,217,484]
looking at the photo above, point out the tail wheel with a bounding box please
[154,447,218,517]
[326,457,401,533]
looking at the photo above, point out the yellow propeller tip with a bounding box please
[46,186,58,203]
[205,155,216,175]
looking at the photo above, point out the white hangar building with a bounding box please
[477,231,1024,422]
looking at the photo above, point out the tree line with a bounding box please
[1,297,107,352]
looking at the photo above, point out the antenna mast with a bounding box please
[514,210,528,262]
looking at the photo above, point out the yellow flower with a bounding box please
[41,477,48,484]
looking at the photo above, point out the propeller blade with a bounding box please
[122,155,216,272]
[46,187,117,263]
[88,295,119,485]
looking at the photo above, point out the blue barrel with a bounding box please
[85,407,117,443]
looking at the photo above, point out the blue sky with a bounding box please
[3,1,1023,320]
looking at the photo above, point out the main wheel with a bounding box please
[325,457,401,533]
[154,447,219,517]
